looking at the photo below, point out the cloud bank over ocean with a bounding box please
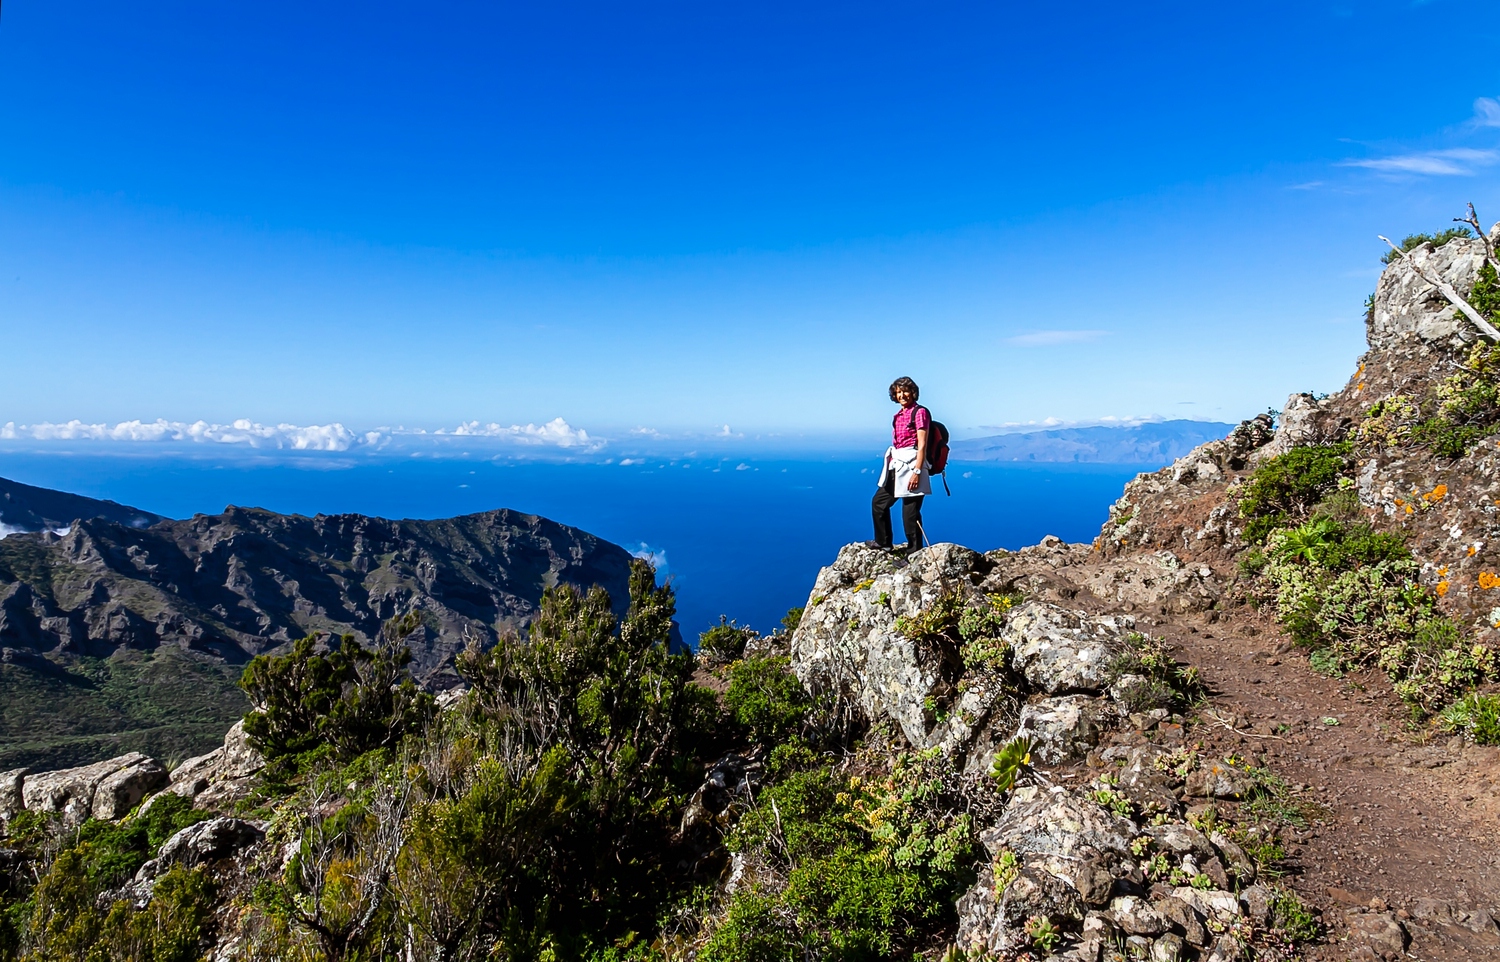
[0,417,600,454]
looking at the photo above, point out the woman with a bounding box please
[871,376,931,556]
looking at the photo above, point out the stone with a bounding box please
[1151,933,1185,962]
[1203,936,1247,962]
[142,817,265,877]
[1108,895,1168,936]
[1208,831,1256,884]
[1013,695,1112,764]
[1145,823,1216,863]
[980,788,1138,865]
[1004,603,1130,695]
[91,756,168,820]
[1155,896,1210,947]
[955,861,1086,955]
[1169,886,1242,924]
[1343,911,1409,961]
[21,753,159,822]
[219,720,265,780]
[790,542,989,752]
[0,768,27,821]
[1238,884,1274,926]
[1183,760,1251,800]
[1108,673,1172,715]
[167,749,223,798]
[1368,234,1491,353]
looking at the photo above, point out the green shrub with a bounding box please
[781,607,804,634]
[714,748,978,961]
[697,892,800,962]
[95,866,217,962]
[723,656,809,744]
[1261,520,1495,710]
[1439,692,1500,745]
[1238,444,1351,543]
[699,616,755,665]
[1109,633,1204,710]
[1271,887,1321,942]
[1380,227,1472,264]
[240,612,435,780]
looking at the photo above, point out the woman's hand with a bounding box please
[907,469,921,492]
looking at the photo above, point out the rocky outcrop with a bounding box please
[1367,232,1495,354]
[952,772,1272,959]
[139,817,265,878]
[789,542,1144,771]
[153,720,265,811]
[14,752,167,822]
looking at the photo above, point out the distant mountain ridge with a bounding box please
[950,419,1235,464]
[0,486,637,769]
[0,476,165,534]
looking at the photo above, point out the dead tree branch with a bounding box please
[1378,234,1500,342]
[1453,202,1500,273]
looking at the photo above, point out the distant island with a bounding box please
[950,419,1234,464]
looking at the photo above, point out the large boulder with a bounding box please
[1368,232,1494,353]
[1003,602,1132,695]
[957,786,1140,954]
[150,719,266,814]
[92,756,168,820]
[139,817,265,879]
[20,753,165,822]
[1012,695,1112,764]
[790,542,992,751]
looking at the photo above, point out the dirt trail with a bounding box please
[1142,606,1500,961]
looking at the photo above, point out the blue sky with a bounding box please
[3,0,1499,452]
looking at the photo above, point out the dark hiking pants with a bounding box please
[872,469,924,551]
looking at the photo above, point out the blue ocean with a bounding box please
[0,453,1147,640]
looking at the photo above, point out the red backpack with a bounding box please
[908,406,952,478]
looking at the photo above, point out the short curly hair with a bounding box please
[888,377,919,403]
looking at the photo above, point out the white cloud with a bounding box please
[619,458,645,466]
[1005,330,1108,347]
[1338,147,1499,176]
[435,417,600,449]
[630,543,669,573]
[0,522,29,539]
[735,462,751,471]
[2,418,361,450]
[1473,97,1500,128]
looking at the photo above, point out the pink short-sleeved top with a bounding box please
[892,405,931,449]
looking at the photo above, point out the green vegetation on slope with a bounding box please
[0,648,247,771]
[1239,448,1497,717]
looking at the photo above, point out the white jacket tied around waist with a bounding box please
[878,445,931,498]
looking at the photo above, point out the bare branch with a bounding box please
[1379,235,1500,341]
[1454,202,1500,272]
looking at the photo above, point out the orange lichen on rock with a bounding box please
[1423,484,1448,503]
[1480,571,1500,590]
[1436,580,1450,597]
